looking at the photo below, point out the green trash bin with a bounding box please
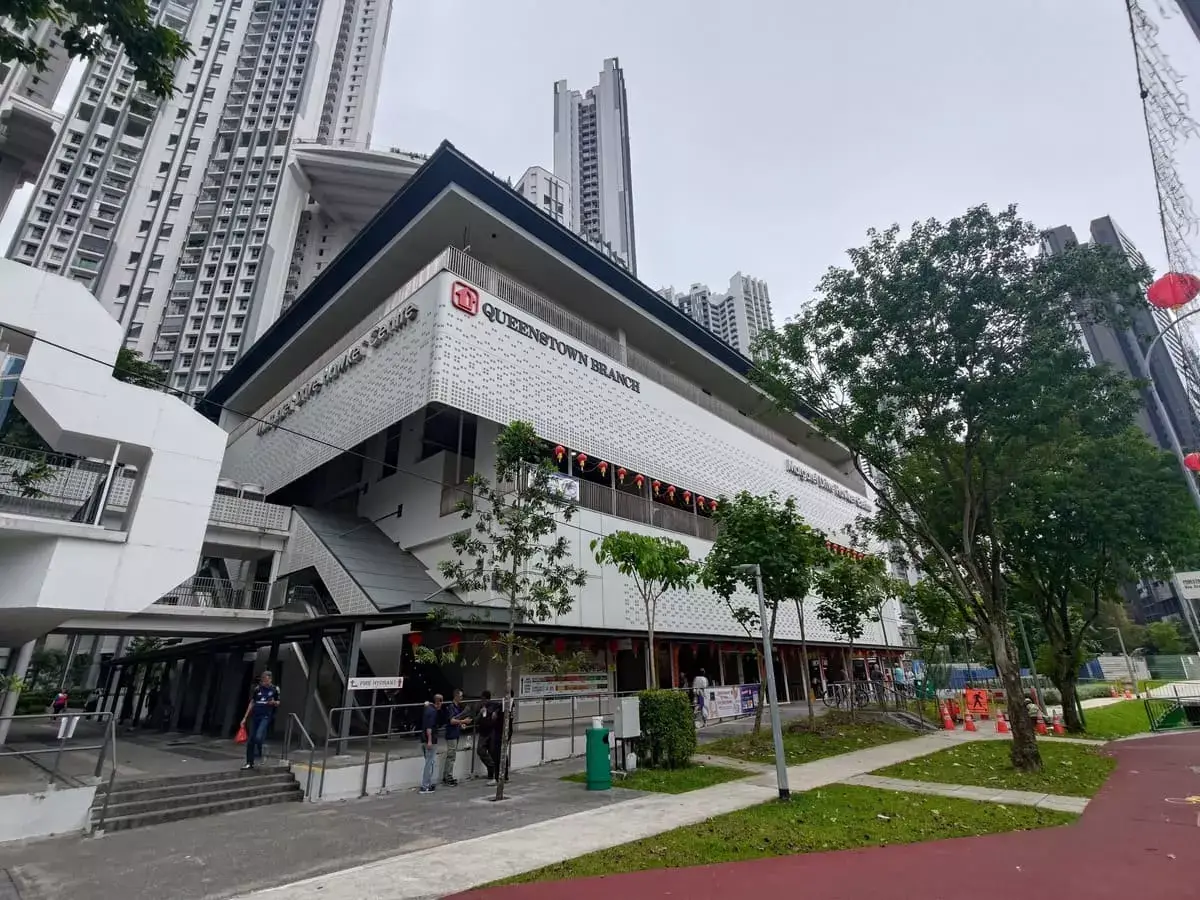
[585,719,612,791]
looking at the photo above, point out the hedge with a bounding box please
[636,689,696,769]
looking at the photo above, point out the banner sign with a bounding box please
[348,676,403,691]
[519,671,611,697]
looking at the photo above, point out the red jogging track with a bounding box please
[461,732,1200,900]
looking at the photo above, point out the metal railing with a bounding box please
[280,712,318,797]
[154,575,271,611]
[0,443,129,529]
[821,680,930,726]
[1146,682,1200,732]
[0,710,117,790]
[291,138,429,163]
[207,494,291,531]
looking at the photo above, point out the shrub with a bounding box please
[14,691,55,715]
[1077,683,1116,701]
[636,689,696,769]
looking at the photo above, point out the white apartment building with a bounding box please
[6,0,404,401]
[514,165,570,227]
[662,272,775,355]
[0,19,73,218]
[553,58,636,274]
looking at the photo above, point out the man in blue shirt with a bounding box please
[441,689,471,786]
[240,671,280,770]
[419,693,444,794]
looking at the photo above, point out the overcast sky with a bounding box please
[3,0,1198,321]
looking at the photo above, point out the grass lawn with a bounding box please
[1076,700,1152,740]
[561,764,748,794]
[492,785,1075,886]
[874,739,1115,797]
[704,712,916,766]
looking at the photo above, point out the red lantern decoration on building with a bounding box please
[448,633,462,648]
[552,637,567,655]
[617,467,627,484]
[696,495,706,510]
[1148,272,1200,309]
[490,631,502,644]
[608,638,620,654]
[1186,452,1200,472]
[554,445,565,463]
[581,637,593,651]
[652,479,662,495]
[666,484,676,502]
[576,453,588,471]
[709,499,719,513]
[634,473,644,490]
[408,632,423,647]
[598,461,608,478]
[682,490,692,505]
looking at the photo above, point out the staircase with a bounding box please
[91,767,302,833]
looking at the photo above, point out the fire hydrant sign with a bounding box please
[964,688,989,717]
[348,676,403,691]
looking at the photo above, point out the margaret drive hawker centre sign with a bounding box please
[257,303,419,435]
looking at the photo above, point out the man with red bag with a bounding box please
[240,671,280,769]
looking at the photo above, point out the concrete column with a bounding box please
[193,659,214,734]
[219,655,244,738]
[616,328,628,363]
[83,635,105,691]
[0,640,37,744]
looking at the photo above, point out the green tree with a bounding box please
[702,491,828,731]
[113,346,166,389]
[591,531,697,688]
[1,1,191,98]
[439,421,588,801]
[752,204,1143,771]
[1004,426,1200,731]
[1092,599,1147,657]
[1145,620,1188,655]
[815,554,885,719]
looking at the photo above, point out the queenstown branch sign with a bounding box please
[257,303,419,435]
[785,459,872,512]
[481,301,641,394]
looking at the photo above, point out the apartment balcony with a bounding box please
[159,314,185,334]
[154,576,271,612]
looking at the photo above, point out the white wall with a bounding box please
[0,785,96,843]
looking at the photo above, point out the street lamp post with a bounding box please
[1113,626,1141,699]
[1135,307,1200,649]
[735,563,790,801]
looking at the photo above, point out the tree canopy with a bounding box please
[1,1,191,98]
[752,204,1146,770]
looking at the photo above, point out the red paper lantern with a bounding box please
[448,633,462,648]
[1186,452,1200,472]
[682,490,692,505]
[408,632,423,647]
[652,479,662,495]
[709,499,719,512]
[576,452,588,469]
[581,637,593,651]
[598,461,608,478]
[552,637,567,654]
[608,638,620,654]
[490,631,502,644]
[617,467,627,484]
[634,473,644,490]
[554,445,565,463]
[1148,272,1200,309]
[697,495,706,510]
[666,485,676,501]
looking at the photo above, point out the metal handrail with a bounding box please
[280,712,318,798]
[0,711,115,786]
[92,717,120,833]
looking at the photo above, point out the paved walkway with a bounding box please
[842,773,1088,813]
[234,730,989,899]
[466,731,1200,900]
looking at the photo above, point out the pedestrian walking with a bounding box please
[441,689,471,786]
[240,671,280,770]
[419,693,444,794]
[51,690,68,718]
[691,669,709,724]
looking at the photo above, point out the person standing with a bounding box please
[419,693,443,794]
[240,671,280,770]
[474,690,501,784]
[691,669,710,723]
[441,689,470,786]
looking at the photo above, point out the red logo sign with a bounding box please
[451,281,479,316]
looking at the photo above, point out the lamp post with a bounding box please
[734,563,789,801]
[1134,304,1200,649]
[1112,626,1141,699]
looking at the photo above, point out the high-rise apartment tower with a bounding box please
[661,272,774,356]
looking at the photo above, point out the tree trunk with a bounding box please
[752,647,765,734]
[847,641,856,721]
[1060,673,1084,734]
[988,620,1042,772]
[795,600,814,726]
[646,602,657,689]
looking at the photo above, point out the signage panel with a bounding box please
[348,676,404,691]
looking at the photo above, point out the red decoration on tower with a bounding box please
[617,467,627,484]
[682,490,692,505]
[576,452,588,470]
[709,499,719,512]
[652,479,662,495]
[1148,272,1200,309]
[552,637,567,655]
[697,496,706,510]
[598,461,608,478]
[408,632,423,647]
[608,638,620,654]
[554,445,565,464]
[666,485,676,502]
[634,473,644,490]
[1186,452,1200,472]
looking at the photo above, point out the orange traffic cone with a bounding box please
[1109,684,1118,699]
[1035,710,1048,735]
[1052,712,1065,735]
[1124,687,1134,700]
[995,712,1010,734]
[941,703,956,731]
[964,710,977,732]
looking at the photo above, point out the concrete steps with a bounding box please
[92,766,302,832]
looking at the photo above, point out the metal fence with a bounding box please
[154,576,272,611]
[1146,682,1200,731]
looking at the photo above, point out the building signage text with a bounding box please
[481,301,641,394]
[784,459,872,512]
[257,304,419,435]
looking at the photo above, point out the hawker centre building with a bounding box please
[185,141,909,713]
